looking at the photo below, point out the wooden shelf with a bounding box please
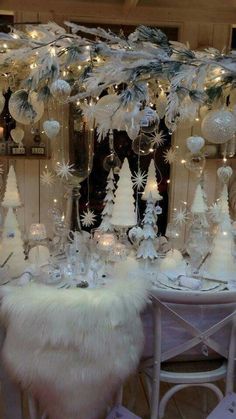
[0,155,50,160]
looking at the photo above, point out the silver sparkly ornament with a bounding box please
[201,109,236,144]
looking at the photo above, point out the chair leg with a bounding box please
[28,395,39,419]
[150,306,162,419]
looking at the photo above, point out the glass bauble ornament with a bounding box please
[132,133,154,155]
[103,152,121,173]
[50,79,71,102]
[185,152,206,175]
[9,90,44,125]
[201,109,236,144]
[186,136,205,154]
[140,107,160,133]
[43,120,60,139]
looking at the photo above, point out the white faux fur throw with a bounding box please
[0,276,150,419]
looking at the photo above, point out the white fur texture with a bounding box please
[0,276,150,419]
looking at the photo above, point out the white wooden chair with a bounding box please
[141,288,236,419]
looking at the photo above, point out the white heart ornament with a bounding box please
[43,120,60,139]
[10,127,24,144]
[186,136,205,153]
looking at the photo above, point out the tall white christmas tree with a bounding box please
[142,159,162,202]
[2,165,21,208]
[99,169,116,232]
[111,158,137,227]
[206,184,235,280]
[191,183,208,214]
[137,193,158,260]
[0,207,26,277]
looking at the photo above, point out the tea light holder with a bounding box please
[97,233,116,253]
[29,223,47,242]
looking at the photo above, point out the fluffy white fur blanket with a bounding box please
[0,276,150,419]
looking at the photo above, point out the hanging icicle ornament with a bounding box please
[201,109,236,144]
[103,129,121,173]
[40,169,55,186]
[50,79,71,102]
[217,165,233,184]
[132,169,148,190]
[43,120,60,139]
[55,160,75,180]
[186,136,205,154]
[81,209,96,228]
[155,89,167,119]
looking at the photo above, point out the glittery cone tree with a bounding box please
[142,159,162,202]
[2,165,21,208]
[99,169,116,232]
[137,193,158,260]
[111,158,137,227]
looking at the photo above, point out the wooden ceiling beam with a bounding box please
[1,0,236,24]
[123,0,140,14]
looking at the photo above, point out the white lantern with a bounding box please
[50,79,71,101]
[201,109,236,144]
[43,120,60,139]
[186,136,205,153]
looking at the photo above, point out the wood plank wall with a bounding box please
[2,11,232,242]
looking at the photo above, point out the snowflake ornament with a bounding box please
[55,160,75,180]
[151,130,166,147]
[173,207,189,225]
[132,169,148,189]
[81,209,97,227]
[40,169,55,186]
[163,147,177,164]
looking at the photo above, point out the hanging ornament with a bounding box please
[81,209,96,228]
[0,92,5,115]
[132,133,154,155]
[217,166,233,184]
[155,89,167,119]
[9,90,44,125]
[103,153,121,173]
[40,169,55,186]
[184,152,206,175]
[201,109,236,144]
[163,147,177,165]
[10,127,24,145]
[103,129,121,173]
[55,160,75,180]
[128,226,143,246]
[140,107,160,133]
[43,120,60,139]
[186,136,205,154]
[50,79,71,102]
[131,170,148,190]
[155,205,162,215]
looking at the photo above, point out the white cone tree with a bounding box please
[111,158,137,227]
[0,207,26,276]
[2,165,21,208]
[99,169,116,232]
[137,193,158,260]
[206,184,235,280]
[191,183,207,214]
[142,159,162,202]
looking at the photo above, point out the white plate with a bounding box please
[154,273,226,292]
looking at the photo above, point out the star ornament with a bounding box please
[151,130,166,147]
[55,160,75,180]
[173,207,189,225]
[132,169,148,190]
[163,147,177,165]
[40,169,55,186]
[81,209,97,227]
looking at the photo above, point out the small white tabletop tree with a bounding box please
[137,192,158,262]
[2,165,21,208]
[142,159,162,202]
[99,169,116,232]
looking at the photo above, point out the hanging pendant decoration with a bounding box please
[10,127,24,145]
[201,109,236,144]
[43,120,60,139]
[186,136,205,154]
[50,79,71,102]
[217,166,233,184]
[9,90,44,125]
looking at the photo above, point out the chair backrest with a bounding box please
[151,289,236,362]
